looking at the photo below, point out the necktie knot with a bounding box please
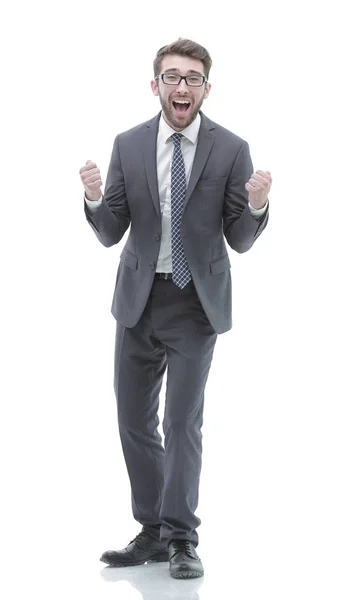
[171,132,183,147]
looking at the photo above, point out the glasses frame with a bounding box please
[155,73,208,87]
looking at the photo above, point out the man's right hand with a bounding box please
[79,160,103,201]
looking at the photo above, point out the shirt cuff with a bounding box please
[248,201,268,216]
[85,195,103,212]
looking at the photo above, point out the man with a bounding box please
[79,38,271,580]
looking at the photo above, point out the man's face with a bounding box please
[151,55,211,131]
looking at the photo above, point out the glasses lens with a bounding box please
[163,74,181,84]
[186,76,203,86]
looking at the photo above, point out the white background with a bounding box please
[1,0,358,598]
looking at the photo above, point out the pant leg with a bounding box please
[114,293,167,531]
[150,279,218,546]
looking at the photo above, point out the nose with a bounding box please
[177,78,189,93]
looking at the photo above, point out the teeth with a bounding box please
[174,100,190,104]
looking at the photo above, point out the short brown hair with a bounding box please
[153,38,212,79]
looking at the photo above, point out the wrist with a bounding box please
[249,200,267,211]
[85,192,102,202]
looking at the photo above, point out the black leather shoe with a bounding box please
[100,532,169,567]
[168,540,204,579]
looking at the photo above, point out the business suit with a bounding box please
[85,109,269,547]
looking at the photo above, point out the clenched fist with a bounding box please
[79,160,103,201]
[245,170,272,210]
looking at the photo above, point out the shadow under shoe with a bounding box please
[168,540,204,579]
[100,531,169,567]
[101,561,203,598]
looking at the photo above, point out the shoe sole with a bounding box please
[171,570,204,579]
[100,552,169,567]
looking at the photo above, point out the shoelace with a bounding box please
[129,532,151,547]
[171,540,194,557]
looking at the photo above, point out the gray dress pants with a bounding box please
[113,276,218,547]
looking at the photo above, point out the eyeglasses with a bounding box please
[155,73,208,87]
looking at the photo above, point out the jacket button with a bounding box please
[150,262,155,269]
[155,234,160,241]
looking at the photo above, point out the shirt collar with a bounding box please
[159,112,201,145]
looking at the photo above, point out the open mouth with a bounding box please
[172,100,190,114]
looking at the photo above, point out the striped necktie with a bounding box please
[170,133,192,289]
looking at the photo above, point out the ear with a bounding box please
[151,79,159,96]
[204,82,211,99]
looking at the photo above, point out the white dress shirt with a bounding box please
[85,113,267,272]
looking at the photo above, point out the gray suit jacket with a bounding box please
[85,110,269,334]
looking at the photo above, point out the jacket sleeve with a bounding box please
[84,135,131,248]
[223,140,269,253]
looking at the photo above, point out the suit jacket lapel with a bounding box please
[143,112,161,219]
[184,111,215,211]
[143,111,216,218]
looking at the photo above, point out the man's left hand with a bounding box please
[245,170,272,210]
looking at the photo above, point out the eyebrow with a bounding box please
[163,68,204,76]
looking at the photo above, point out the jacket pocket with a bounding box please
[120,249,138,270]
[197,176,228,183]
[210,254,231,275]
